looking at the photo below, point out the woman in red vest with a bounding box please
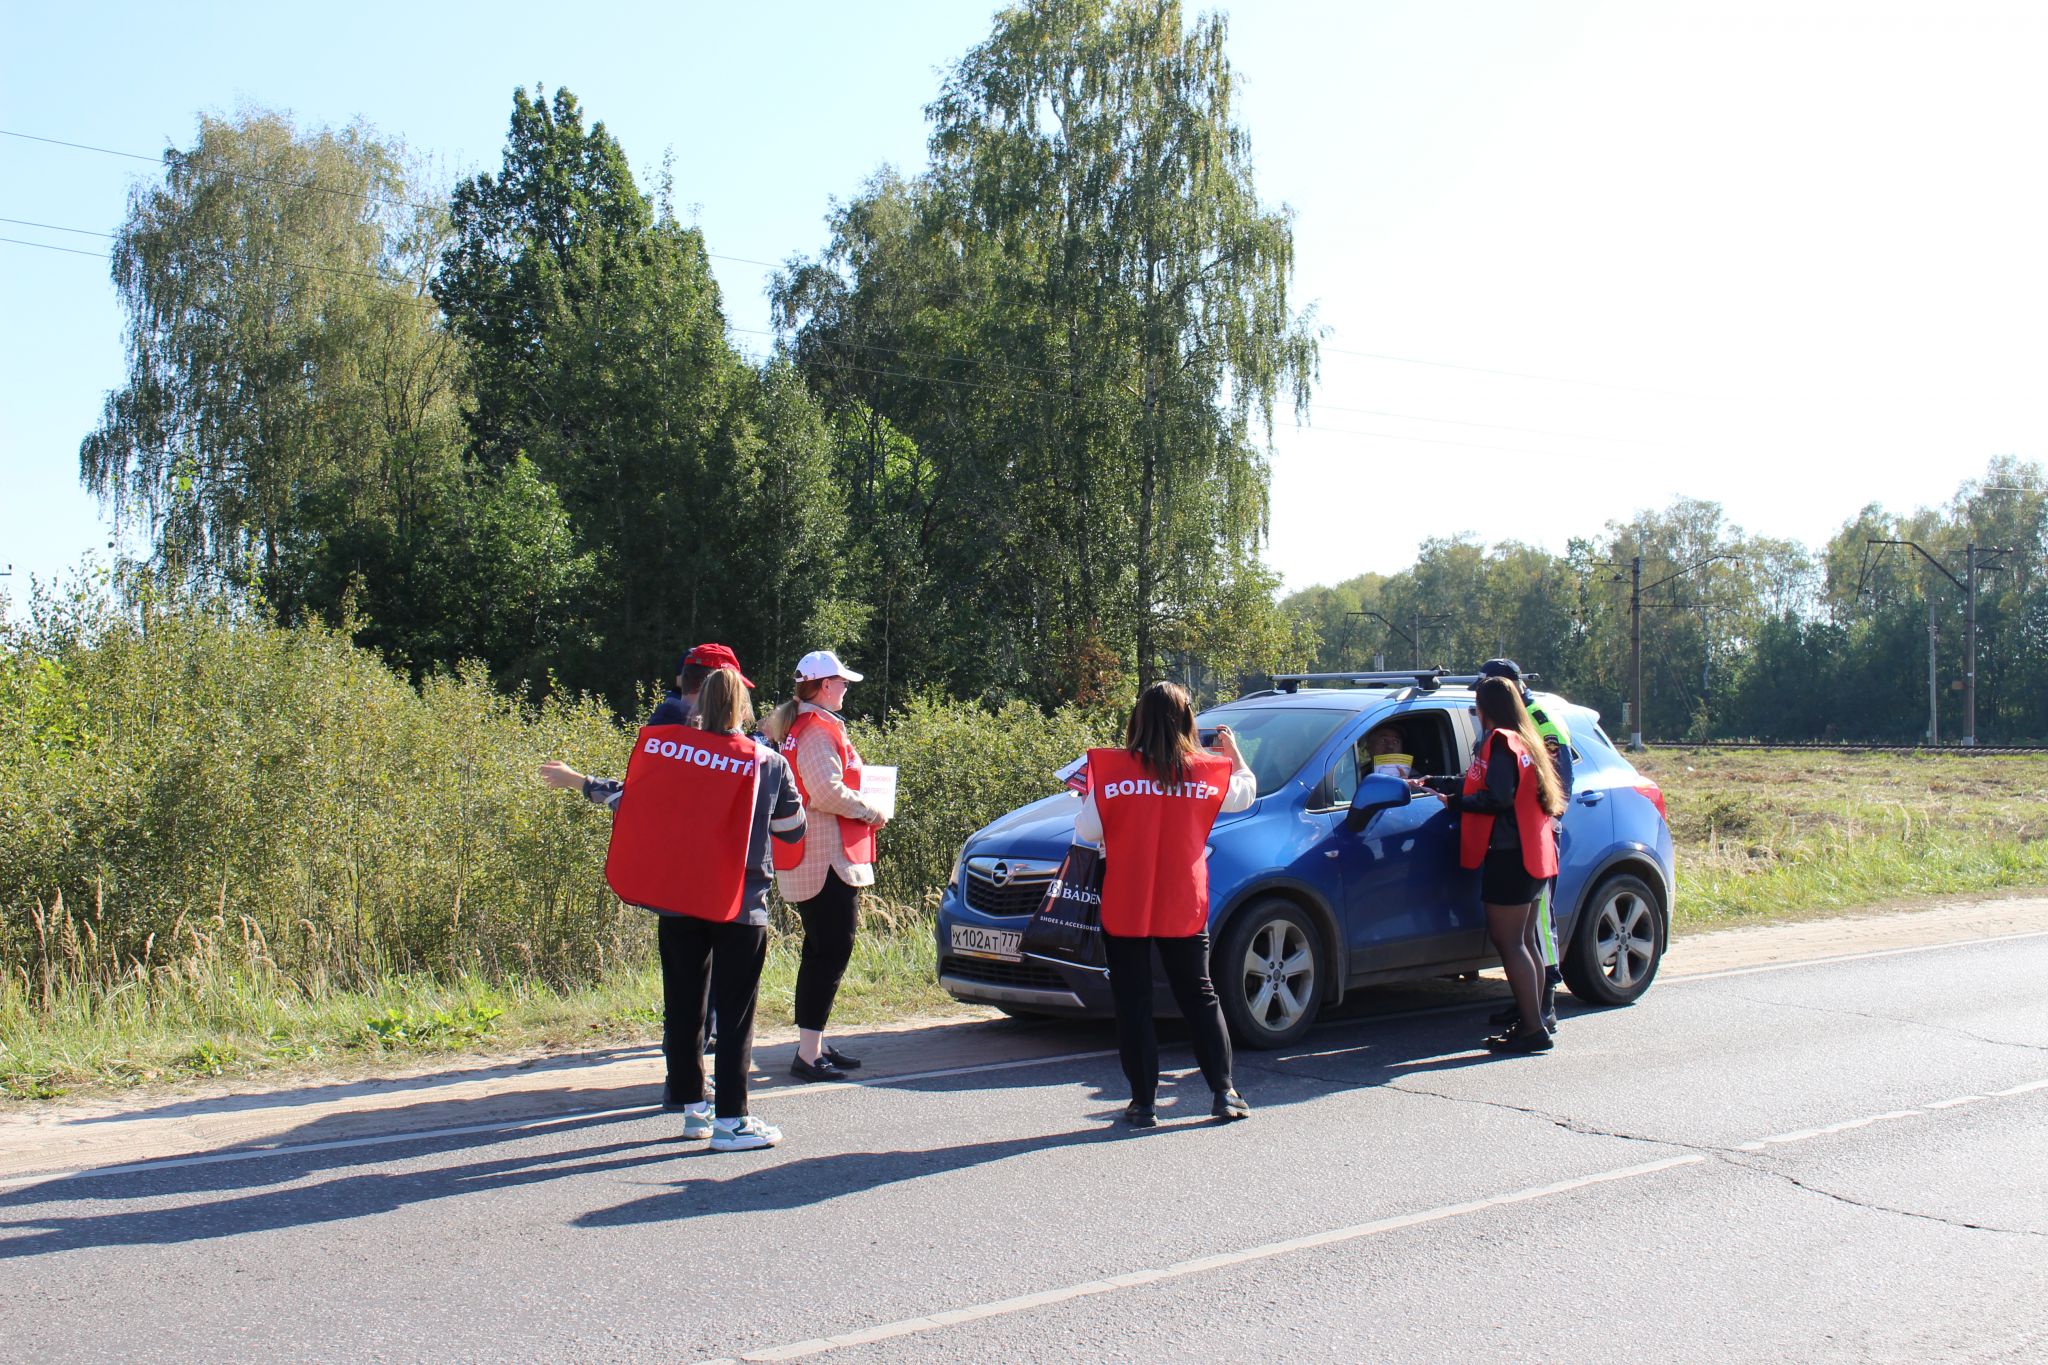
[542,668,806,1150]
[1074,681,1257,1127]
[1417,676,1567,1053]
[774,649,889,1082]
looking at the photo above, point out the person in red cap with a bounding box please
[539,642,761,1110]
[650,643,755,727]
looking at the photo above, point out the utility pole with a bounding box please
[1927,596,1939,745]
[1964,544,1978,747]
[1864,539,2008,747]
[1599,552,1736,751]
[1629,556,1643,752]
[1354,610,1449,671]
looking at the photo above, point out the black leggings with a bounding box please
[793,870,860,1032]
[658,914,766,1118]
[1102,930,1235,1106]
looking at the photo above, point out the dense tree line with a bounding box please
[1281,459,2048,743]
[72,2,2044,742]
[80,1,1312,715]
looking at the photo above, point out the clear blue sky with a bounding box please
[6,0,2045,610]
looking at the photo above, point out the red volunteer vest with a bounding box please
[604,726,761,921]
[772,709,877,871]
[1456,730,1559,879]
[1089,747,1233,939]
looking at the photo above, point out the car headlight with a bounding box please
[947,846,966,889]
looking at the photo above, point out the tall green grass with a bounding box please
[0,586,1110,1097]
[1638,747,2048,927]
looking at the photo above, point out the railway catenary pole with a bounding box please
[1927,595,1939,745]
[1630,556,1643,751]
[1964,544,1978,747]
[1864,539,2008,748]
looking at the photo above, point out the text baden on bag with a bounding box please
[1019,843,1107,967]
[604,726,761,921]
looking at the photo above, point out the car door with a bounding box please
[1317,706,1481,973]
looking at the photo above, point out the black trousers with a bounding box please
[1102,930,1234,1106]
[793,870,860,1032]
[658,913,767,1118]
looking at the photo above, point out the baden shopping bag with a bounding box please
[1019,843,1107,967]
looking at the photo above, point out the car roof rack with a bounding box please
[1271,669,1449,694]
[1268,668,1543,695]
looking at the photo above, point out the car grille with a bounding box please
[940,955,1071,991]
[962,870,1053,918]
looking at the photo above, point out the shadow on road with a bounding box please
[0,977,1582,1256]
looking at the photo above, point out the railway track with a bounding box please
[1649,740,2048,755]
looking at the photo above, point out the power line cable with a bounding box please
[1320,340,1718,400]
[1,127,785,273]
[3,235,1656,454]
[0,235,106,259]
[12,128,1712,403]
[4,224,1667,451]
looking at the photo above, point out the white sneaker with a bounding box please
[709,1115,783,1152]
[680,1103,713,1140]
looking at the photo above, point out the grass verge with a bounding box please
[1635,747,2048,929]
[7,748,2046,1103]
[0,905,959,1103]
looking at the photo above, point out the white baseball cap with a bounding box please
[794,649,864,683]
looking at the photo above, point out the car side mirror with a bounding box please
[1345,771,1411,831]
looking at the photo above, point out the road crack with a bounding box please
[1713,990,2048,1053]
[1382,1079,2047,1239]
[1718,1158,2048,1238]
[1375,1080,1738,1158]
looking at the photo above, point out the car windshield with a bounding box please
[1198,706,1351,793]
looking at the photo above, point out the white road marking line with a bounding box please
[0,1103,659,1191]
[701,1072,2048,1362]
[697,1154,1709,1364]
[8,928,2042,1192]
[1669,927,2048,983]
[0,1048,1130,1191]
[766,1048,1121,1100]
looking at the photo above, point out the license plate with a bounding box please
[950,925,1023,962]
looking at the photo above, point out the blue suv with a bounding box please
[934,671,1676,1048]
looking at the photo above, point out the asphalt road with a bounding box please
[3,933,2045,1363]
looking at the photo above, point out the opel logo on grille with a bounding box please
[990,860,1012,887]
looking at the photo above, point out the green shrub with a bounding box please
[1,587,640,993]
[851,694,1117,909]
[1,585,1115,1028]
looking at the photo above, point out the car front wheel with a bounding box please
[1216,898,1324,1049]
[1562,872,1665,1006]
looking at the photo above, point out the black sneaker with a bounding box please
[1212,1089,1251,1121]
[788,1054,848,1083]
[1122,1102,1157,1129]
[823,1044,863,1071]
[1484,1024,1555,1054]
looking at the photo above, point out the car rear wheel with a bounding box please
[1562,872,1665,1006]
[1217,899,1324,1049]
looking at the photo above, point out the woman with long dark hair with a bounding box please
[1419,675,1567,1053]
[1074,681,1258,1127]
[543,667,805,1149]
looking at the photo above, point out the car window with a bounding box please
[1199,706,1350,793]
[1315,708,1458,811]
[1325,741,1362,809]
